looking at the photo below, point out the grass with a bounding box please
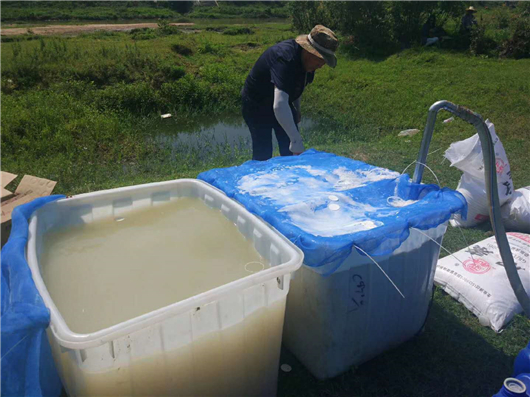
[188,3,290,20]
[0,1,181,22]
[1,17,530,397]
[0,1,291,23]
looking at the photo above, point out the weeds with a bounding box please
[469,24,499,56]
[197,39,225,56]
[501,16,530,59]
[130,28,158,41]
[171,43,193,56]
[157,20,181,36]
[223,27,254,36]
[1,2,179,22]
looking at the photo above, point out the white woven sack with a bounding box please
[501,187,530,233]
[445,119,514,227]
[434,232,530,332]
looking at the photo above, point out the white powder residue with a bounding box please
[332,167,400,191]
[237,165,400,236]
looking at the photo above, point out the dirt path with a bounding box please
[1,22,195,36]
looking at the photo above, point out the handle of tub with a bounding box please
[413,100,530,319]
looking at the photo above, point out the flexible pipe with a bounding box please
[413,100,530,318]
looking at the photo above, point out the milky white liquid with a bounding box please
[41,197,267,334]
[51,299,285,397]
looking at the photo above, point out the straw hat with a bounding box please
[466,6,477,12]
[295,25,339,68]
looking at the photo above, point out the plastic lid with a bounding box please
[504,378,526,394]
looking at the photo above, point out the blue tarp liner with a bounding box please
[1,195,64,397]
[199,149,467,275]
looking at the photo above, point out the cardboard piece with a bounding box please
[1,171,17,202]
[1,188,14,202]
[1,173,56,246]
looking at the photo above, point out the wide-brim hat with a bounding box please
[466,6,477,12]
[295,25,339,68]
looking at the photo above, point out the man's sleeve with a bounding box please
[270,57,295,94]
[273,87,305,154]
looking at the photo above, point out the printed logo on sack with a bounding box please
[509,233,530,244]
[495,158,506,174]
[463,258,492,274]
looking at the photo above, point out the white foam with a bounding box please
[387,196,418,208]
[331,167,400,191]
[279,201,382,237]
[286,165,327,176]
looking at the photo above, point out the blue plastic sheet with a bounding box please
[1,195,64,397]
[199,149,467,274]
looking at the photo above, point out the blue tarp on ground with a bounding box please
[1,195,64,397]
[199,149,467,275]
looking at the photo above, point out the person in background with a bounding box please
[422,15,439,46]
[241,25,339,161]
[422,14,449,47]
[461,6,478,34]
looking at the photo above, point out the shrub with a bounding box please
[501,17,530,59]
[160,75,211,109]
[516,1,530,17]
[206,26,228,33]
[289,2,336,33]
[491,7,511,29]
[93,81,161,115]
[197,40,225,56]
[163,64,186,81]
[166,1,194,14]
[171,43,193,56]
[290,1,464,54]
[157,19,181,36]
[130,28,158,41]
[469,24,498,56]
[223,27,254,36]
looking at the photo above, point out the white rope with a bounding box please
[427,148,442,156]
[401,161,441,188]
[456,224,477,264]
[1,334,30,361]
[411,228,465,266]
[353,244,405,299]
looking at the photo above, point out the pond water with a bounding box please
[151,112,316,157]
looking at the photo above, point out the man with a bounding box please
[422,15,438,46]
[241,25,339,161]
[461,6,478,34]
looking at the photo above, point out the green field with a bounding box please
[2,13,530,397]
[0,1,290,23]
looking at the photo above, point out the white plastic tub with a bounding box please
[283,222,447,380]
[26,179,303,397]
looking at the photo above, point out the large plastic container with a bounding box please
[283,222,447,379]
[198,149,466,380]
[26,179,303,397]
